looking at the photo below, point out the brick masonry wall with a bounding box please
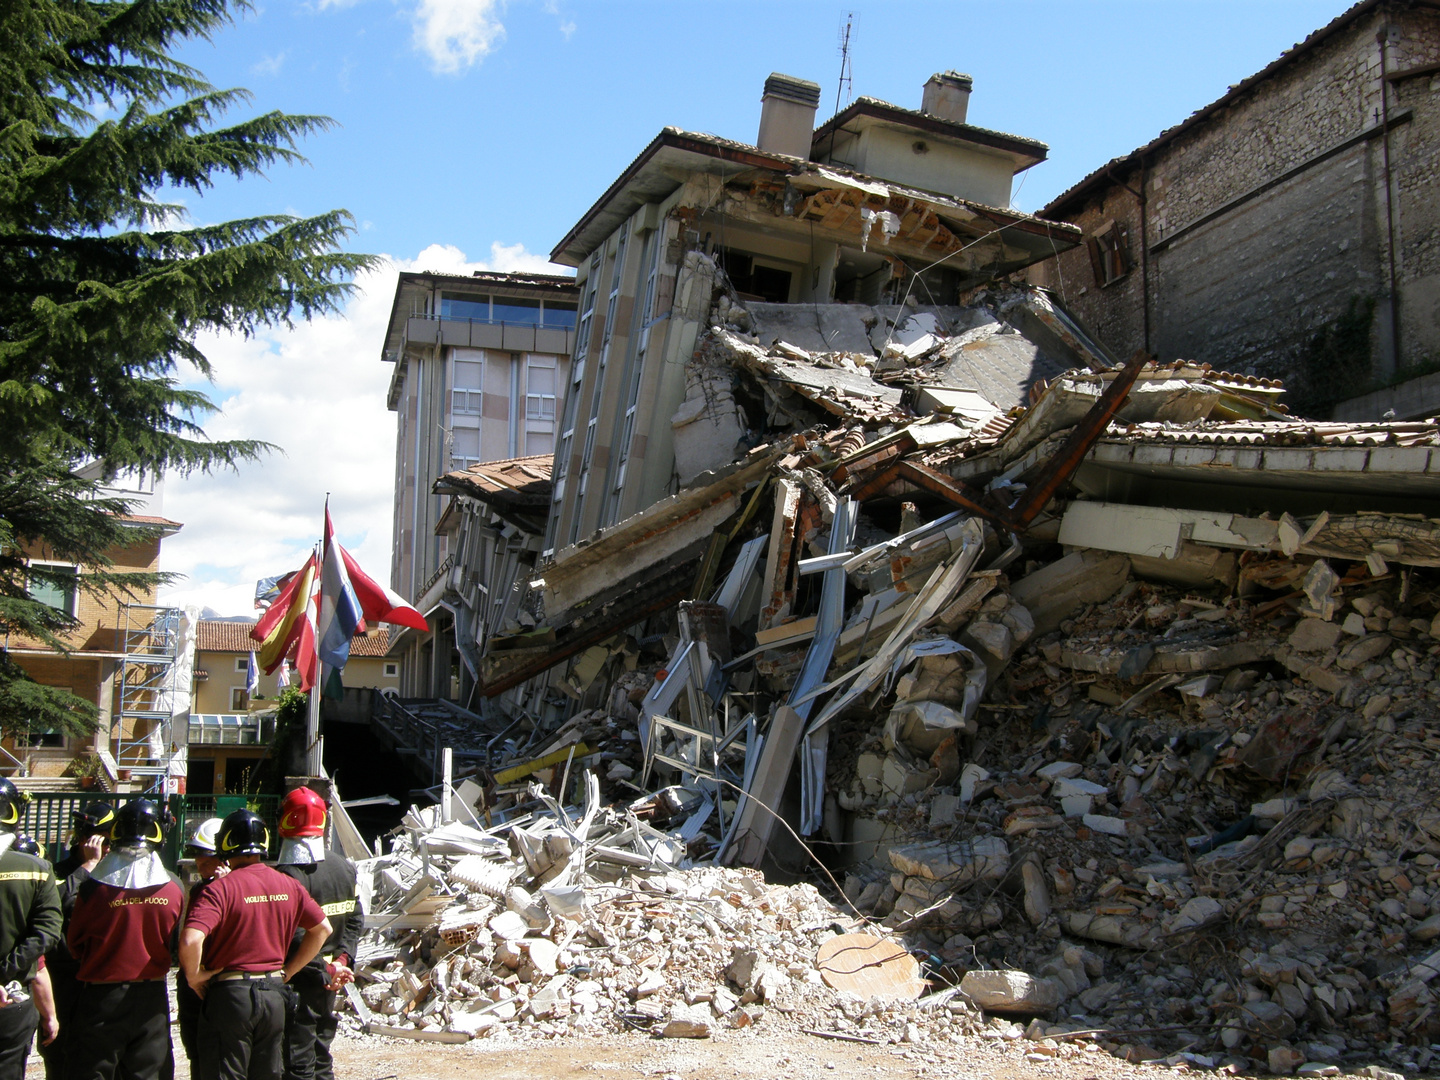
[1034,2,1440,417]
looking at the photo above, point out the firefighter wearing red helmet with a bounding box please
[274,787,361,1080]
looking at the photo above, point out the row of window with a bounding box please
[438,293,578,329]
[546,215,667,551]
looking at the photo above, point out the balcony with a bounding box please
[405,314,574,358]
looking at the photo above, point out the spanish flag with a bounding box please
[252,553,317,674]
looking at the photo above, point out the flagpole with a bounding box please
[307,497,327,777]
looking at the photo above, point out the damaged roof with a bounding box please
[435,455,554,535]
[550,126,1080,269]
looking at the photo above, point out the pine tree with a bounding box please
[0,0,377,738]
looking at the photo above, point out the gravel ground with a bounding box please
[28,1026,1150,1080]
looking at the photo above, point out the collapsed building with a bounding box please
[358,70,1440,1071]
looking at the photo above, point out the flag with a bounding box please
[318,509,365,670]
[276,659,291,690]
[245,652,259,696]
[340,547,428,631]
[251,554,315,649]
[253,554,316,675]
[293,573,320,693]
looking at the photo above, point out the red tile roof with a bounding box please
[195,620,391,657]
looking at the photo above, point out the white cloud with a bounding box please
[157,241,570,617]
[558,19,575,40]
[412,0,506,74]
[250,51,287,76]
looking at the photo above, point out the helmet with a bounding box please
[278,787,327,839]
[111,799,165,848]
[0,779,25,833]
[217,808,269,857]
[14,835,40,857]
[185,817,224,857]
[72,802,115,840]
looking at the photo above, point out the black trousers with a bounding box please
[177,973,201,1065]
[36,965,78,1080]
[284,967,338,1080]
[0,999,37,1080]
[68,980,172,1080]
[197,978,289,1080]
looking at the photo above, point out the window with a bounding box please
[524,356,558,456]
[16,729,65,749]
[234,656,249,673]
[571,223,629,543]
[525,358,558,421]
[1086,221,1134,287]
[383,662,399,678]
[542,301,577,329]
[451,427,481,472]
[230,687,249,710]
[548,251,603,551]
[492,297,540,325]
[451,356,484,417]
[440,293,491,321]
[604,226,665,525]
[27,563,77,616]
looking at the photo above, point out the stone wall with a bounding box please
[1033,2,1440,418]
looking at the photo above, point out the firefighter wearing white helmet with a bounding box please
[175,818,226,1072]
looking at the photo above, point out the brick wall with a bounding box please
[1034,2,1440,417]
[16,533,162,652]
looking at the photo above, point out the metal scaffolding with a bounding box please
[112,603,183,788]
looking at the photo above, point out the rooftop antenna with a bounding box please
[834,12,854,117]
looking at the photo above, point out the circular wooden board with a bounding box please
[814,933,924,1001]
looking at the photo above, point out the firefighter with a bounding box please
[66,799,184,1080]
[12,838,59,1056]
[176,818,226,1069]
[274,787,361,1080]
[180,809,331,1080]
[38,800,113,1079]
[0,777,62,1080]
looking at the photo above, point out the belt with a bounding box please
[214,970,283,982]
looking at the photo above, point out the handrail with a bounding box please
[0,745,27,778]
[411,312,578,332]
[417,554,455,603]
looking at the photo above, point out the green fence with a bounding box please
[23,792,282,870]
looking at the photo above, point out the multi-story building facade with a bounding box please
[3,483,181,782]
[379,270,577,696]
[542,70,1062,556]
[1031,0,1440,420]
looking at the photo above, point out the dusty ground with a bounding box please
[29,1026,1150,1080]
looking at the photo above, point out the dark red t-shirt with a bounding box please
[183,862,324,972]
[68,878,184,982]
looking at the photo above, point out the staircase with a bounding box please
[12,776,84,794]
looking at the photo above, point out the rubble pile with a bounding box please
[377,278,1440,1071]
[833,565,1440,1074]
[342,782,913,1042]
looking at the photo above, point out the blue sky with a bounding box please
[158,0,1350,615]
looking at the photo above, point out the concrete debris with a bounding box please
[384,278,1440,1072]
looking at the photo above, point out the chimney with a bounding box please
[757,73,821,159]
[921,71,973,125]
